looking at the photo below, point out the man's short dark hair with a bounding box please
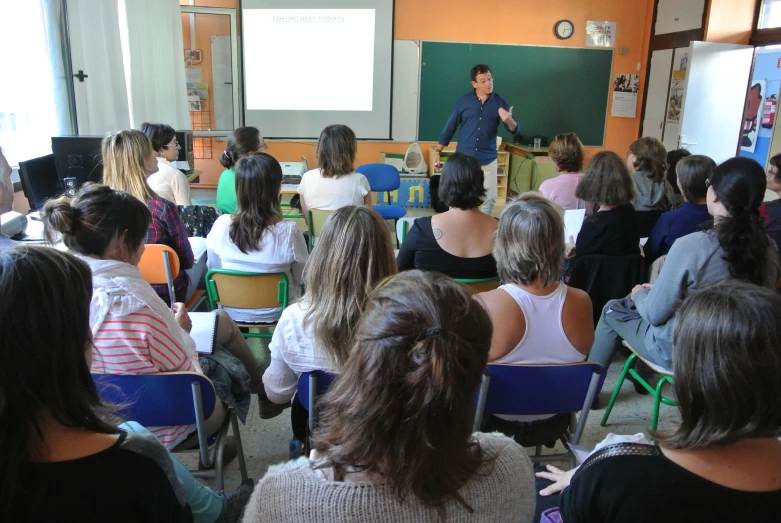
[676,155,716,203]
[439,152,485,210]
[470,64,492,82]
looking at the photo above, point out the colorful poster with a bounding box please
[611,73,639,118]
[741,80,767,153]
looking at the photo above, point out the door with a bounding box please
[677,42,754,163]
[641,49,674,141]
[211,35,234,130]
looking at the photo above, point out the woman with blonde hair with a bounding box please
[101,129,197,303]
[260,206,396,442]
[539,133,594,215]
[298,125,372,220]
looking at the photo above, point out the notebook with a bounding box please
[563,209,586,243]
[189,311,217,354]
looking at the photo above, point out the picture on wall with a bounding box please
[741,80,766,153]
[666,81,684,124]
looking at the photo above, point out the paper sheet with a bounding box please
[189,311,217,354]
[188,236,207,263]
[563,209,586,243]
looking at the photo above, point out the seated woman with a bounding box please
[589,157,779,374]
[538,281,781,522]
[298,124,372,219]
[244,271,536,523]
[261,206,396,437]
[666,148,691,208]
[140,122,192,206]
[42,183,265,449]
[477,194,593,446]
[216,127,266,215]
[569,151,639,260]
[397,152,498,279]
[644,154,715,263]
[539,133,594,215]
[0,246,252,523]
[207,154,308,324]
[764,153,781,251]
[101,130,197,303]
[628,137,675,237]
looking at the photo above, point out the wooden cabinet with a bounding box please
[428,147,510,207]
[654,0,706,35]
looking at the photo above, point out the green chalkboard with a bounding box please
[418,42,614,146]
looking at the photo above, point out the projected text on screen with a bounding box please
[244,9,375,112]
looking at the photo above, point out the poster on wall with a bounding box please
[741,80,767,153]
[666,51,689,125]
[585,21,616,48]
[611,73,639,118]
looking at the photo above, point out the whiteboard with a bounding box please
[392,40,420,141]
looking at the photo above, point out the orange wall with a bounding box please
[184,0,656,184]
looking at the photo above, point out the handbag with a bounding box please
[177,205,222,237]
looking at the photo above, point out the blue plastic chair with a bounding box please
[474,362,606,466]
[356,163,407,220]
[92,372,249,491]
[296,370,337,447]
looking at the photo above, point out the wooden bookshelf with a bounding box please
[429,147,510,206]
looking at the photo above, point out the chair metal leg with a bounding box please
[601,354,635,427]
[191,381,212,468]
[231,412,249,483]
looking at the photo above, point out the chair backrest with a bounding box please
[356,163,400,193]
[296,370,337,434]
[205,269,289,310]
[138,244,181,283]
[92,371,217,427]
[307,209,333,251]
[474,362,606,443]
[455,277,501,294]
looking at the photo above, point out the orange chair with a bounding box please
[138,244,206,310]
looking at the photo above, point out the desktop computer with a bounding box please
[174,130,194,170]
[18,154,62,211]
[51,136,104,196]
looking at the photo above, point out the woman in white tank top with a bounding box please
[477,194,594,445]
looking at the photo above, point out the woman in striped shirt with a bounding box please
[42,183,264,449]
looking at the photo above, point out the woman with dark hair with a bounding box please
[141,122,192,206]
[0,246,252,522]
[589,156,779,375]
[628,137,675,237]
[216,127,266,214]
[665,148,691,208]
[539,133,594,214]
[568,151,639,260]
[298,124,372,220]
[397,152,498,278]
[764,152,781,251]
[246,271,536,523]
[538,281,781,522]
[42,183,266,447]
[644,154,715,263]
[102,129,196,303]
[261,206,396,443]
[207,153,308,323]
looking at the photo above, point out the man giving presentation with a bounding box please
[434,64,520,216]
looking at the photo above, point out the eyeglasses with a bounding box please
[705,178,711,188]
[163,141,179,149]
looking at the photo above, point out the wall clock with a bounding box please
[555,20,575,40]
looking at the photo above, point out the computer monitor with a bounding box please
[18,154,63,211]
[51,136,104,196]
[175,130,194,170]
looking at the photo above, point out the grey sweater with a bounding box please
[631,171,675,212]
[242,432,535,523]
[634,230,779,367]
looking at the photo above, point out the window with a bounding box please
[759,0,781,29]
[0,0,74,166]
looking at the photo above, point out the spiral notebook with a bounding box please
[189,311,217,354]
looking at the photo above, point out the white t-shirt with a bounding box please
[297,168,371,211]
[206,216,309,323]
[148,158,192,206]
[262,301,336,405]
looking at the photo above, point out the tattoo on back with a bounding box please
[433,228,443,240]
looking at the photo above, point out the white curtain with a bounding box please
[67,0,131,135]
[118,0,190,129]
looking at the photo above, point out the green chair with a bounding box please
[601,340,676,432]
[454,276,501,294]
[306,209,333,252]
[205,269,289,340]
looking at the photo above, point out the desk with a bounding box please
[503,143,557,193]
[504,143,550,156]
[186,170,203,184]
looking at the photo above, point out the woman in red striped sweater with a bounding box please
[42,183,264,449]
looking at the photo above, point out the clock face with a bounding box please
[555,20,574,39]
